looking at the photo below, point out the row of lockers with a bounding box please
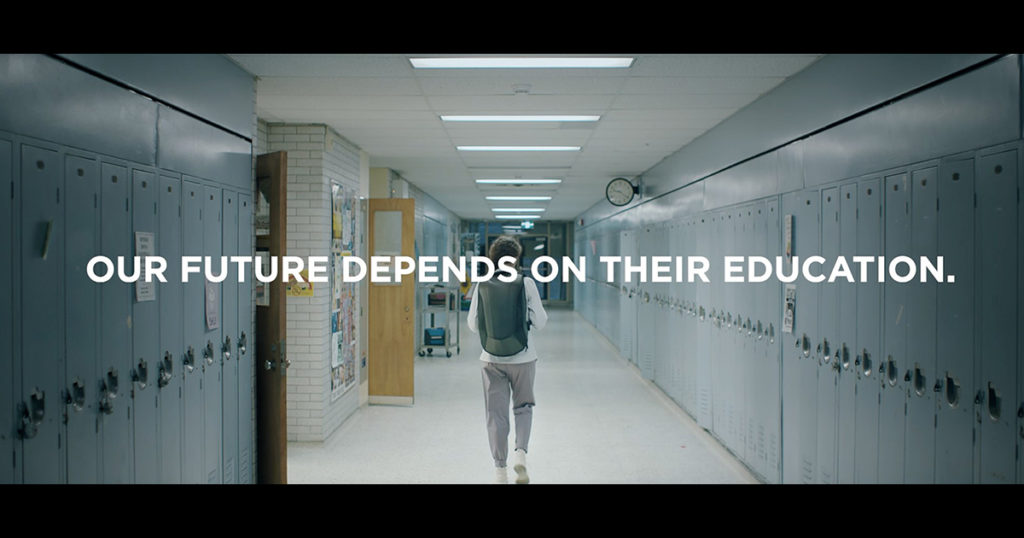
[0,133,256,483]
[575,145,1022,483]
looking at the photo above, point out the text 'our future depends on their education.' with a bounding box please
[85,255,958,285]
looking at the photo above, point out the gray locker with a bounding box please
[934,159,975,484]
[709,213,724,439]
[181,180,204,483]
[20,144,64,483]
[100,161,133,483]
[221,189,238,484]
[158,175,183,483]
[854,178,882,484]
[203,185,222,484]
[817,187,839,483]
[237,193,253,484]
[131,169,159,483]
[974,150,1017,484]
[780,190,820,483]
[0,138,14,484]
[904,166,937,484]
[64,153,100,484]
[636,228,654,381]
[1019,148,1023,486]
[880,172,909,483]
[836,183,858,483]
[764,199,781,484]
[694,215,712,429]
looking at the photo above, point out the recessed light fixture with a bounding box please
[492,208,545,212]
[458,146,580,152]
[410,57,634,69]
[442,115,600,122]
[495,215,541,219]
[486,196,552,201]
[476,179,562,185]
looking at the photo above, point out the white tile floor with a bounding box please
[288,307,759,484]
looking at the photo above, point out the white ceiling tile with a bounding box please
[619,76,786,94]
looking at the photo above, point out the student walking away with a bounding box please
[467,235,548,484]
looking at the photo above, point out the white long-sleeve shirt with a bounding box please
[467,276,548,364]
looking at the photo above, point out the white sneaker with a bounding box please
[495,466,508,484]
[512,449,529,484]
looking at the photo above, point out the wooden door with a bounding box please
[256,151,288,483]
[368,198,415,405]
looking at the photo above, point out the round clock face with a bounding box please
[606,177,635,206]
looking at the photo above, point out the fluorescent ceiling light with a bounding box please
[410,57,634,69]
[458,146,580,152]
[486,196,552,201]
[476,179,562,185]
[442,115,600,122]
[492,208,545,212]
[495,215,541,219]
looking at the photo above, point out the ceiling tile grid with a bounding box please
[230,54,822,220]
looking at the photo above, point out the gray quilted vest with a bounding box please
[476,275,530,357]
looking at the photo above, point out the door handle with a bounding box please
[158,351,174,388]
[99,368,118,415]
[18,389,45,439]
[223,336,232,361]
[265,359,275,371]
[204,340,214,365]
[238,331,247,356]
[132,358,149,390]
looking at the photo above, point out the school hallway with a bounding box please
[287,307,757,484]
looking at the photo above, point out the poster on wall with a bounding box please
[331,181,360,400]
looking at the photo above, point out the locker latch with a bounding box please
[238,332,247,356]
[99,368,119,415]
[65,378,86,412]
[203,341,214,365]
[132,358,149,390]
[17,389,45,439]
[184,346,196,373]
[987,383,1001,421]
[158,351,174,388]
[223,336,232,361]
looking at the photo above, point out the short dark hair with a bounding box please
[489,235,522,267]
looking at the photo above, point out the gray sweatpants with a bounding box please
[481,360,536,468]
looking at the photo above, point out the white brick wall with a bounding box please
[264,122,362,442]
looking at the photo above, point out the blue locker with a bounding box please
[181,179,204,483]
[854,178,882,484]
[836,183,858,483]
[237,193,253,484]
[158,175,183,483]
[99,161,133,483]
[64,153,100,483]
[0,138,14,484]
[203,185,222,484]
[132,169,159,483]
[817,187,839,483]
[20,144,64,483]
[934,159,974,483]
[904,166,937,484]
[974,150,1017,484]
[880,172,909,483]
[221,189,238,484]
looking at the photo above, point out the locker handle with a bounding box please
[41,219,53,260]
[132,359,148,390]
[839,344,850,370]
[103,369,119,399]
[184,346,196,373]
[238,332,247,355]
[265,359,275,371]
[223,336,232,361]
[974,389,984,406]
[912,366,926,397]
[67,378,86,412]
[158,351,174,388]
[204,341,214,365]
[18,389,45,439]
[987,383,1001,421]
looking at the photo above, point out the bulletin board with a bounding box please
[330,182,359,399]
